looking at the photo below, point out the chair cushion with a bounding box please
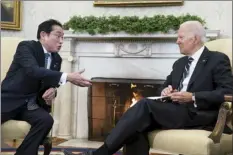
[148,129,232,155]
[1,120,31,140]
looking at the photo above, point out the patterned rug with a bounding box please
[1,139,169,155]
[1,147,122,155]
[1,138,122,155]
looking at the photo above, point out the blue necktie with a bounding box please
[44,53,50,69]
[177,57,194,91]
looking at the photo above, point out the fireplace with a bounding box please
[88,77,165,141]
[53,31,219,139]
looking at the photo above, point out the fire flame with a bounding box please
[129,83,143,107]
[131,83,137,89]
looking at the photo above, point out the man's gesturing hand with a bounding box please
[67,69,92,87]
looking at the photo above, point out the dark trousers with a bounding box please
[104,98,193,155]
[1,104,54,155]
[123,133,150,155]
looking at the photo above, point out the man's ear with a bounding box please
[193,35,200,44]
[40,31,47,40]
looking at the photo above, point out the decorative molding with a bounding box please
[114,42,152,57]
[64,30,220,41]
[60,38,77,62]
[59,54,76,62]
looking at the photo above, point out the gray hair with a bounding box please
[180,21,206,43]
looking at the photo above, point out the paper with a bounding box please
[146,96,168,100]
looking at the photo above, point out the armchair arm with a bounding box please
[225,95,233,102]
[208,95,232,143]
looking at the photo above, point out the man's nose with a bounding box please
[59,37,64,44]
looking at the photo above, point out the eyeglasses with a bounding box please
[50,33,64,40]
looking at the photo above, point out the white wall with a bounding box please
[1,1,232,39]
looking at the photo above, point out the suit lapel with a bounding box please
[50,53,60,71]
[35,41,45,68]
[187,47,210,90]
[173,57,188,89]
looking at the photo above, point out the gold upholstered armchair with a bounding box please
[147,39,233,155]
[1,37,52,155]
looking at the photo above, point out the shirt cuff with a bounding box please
[59,73,67,85]
[192,94,197,108]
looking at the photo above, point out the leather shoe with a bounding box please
[43,137,52,155]
[62,149,93,155]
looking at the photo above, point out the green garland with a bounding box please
[63,14,206,35]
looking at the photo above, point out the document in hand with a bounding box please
[146,96,170,100]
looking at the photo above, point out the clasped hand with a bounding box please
[42,87,56,105]
[161,85,193,103]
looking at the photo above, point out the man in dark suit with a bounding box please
[1,19,92,155]
[63,21,233,155]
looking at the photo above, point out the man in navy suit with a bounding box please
[1,19,92,155]
[63,21,233,155]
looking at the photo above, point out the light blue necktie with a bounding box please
[44,53,50,69]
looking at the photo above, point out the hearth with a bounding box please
[88,78,165,141]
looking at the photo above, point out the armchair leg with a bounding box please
[43,137,52,155]
[122,145,126,155]
[13,139,17,147]
[208,102,230,143]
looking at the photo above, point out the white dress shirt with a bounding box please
[180,46,205,107]
[42,46,67,85]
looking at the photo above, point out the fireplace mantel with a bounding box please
[64,30,220,41]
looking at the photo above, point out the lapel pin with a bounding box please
[202,59,207,63]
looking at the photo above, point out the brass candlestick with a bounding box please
[112,99,117,127]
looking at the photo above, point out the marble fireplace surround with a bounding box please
[53,30,220,139]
